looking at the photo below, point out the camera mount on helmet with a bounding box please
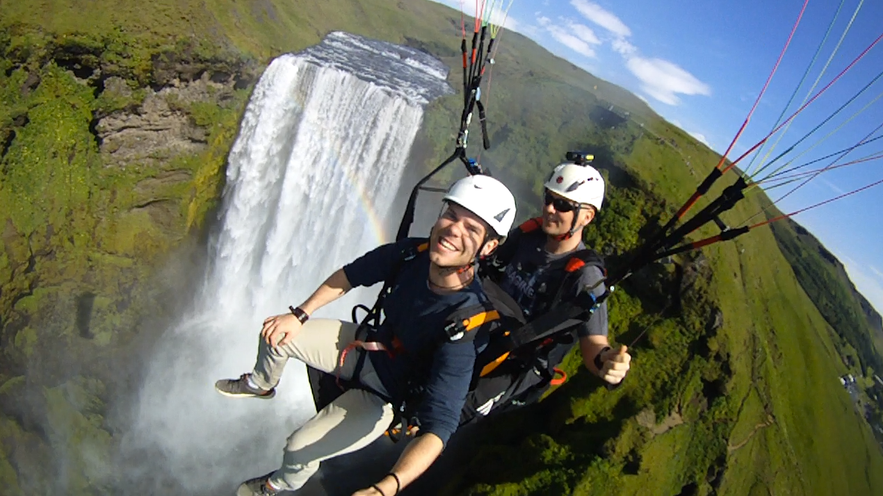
[565,151,595,166]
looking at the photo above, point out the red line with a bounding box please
[714,0,810,172]
[693,235,723,250]
[751,178,883,229]
[757,153,883,185]
[676,191,702,219]
[724,30,883,174]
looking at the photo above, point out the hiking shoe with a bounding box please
[236,472,279,496]
[215,374,276,399]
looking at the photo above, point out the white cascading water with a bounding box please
[122,32,451,493]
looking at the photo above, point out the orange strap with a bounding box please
[460,310,500,332]
[550,367,567,386]
[384,424,418,438]
[565,257,586,273]
[479,351,510,377]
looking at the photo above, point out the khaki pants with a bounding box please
[250,319,395,491]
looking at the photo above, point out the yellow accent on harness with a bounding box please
[462,310,500,331]
[480,351,510,377]
[417,242,429,252]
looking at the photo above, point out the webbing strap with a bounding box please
[479,350,510,376]
[506,289,603,350]
[461,310,500,332]
[336,340,391,388]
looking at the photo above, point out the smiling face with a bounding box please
[429,202,498,268]
[542,189,595,237]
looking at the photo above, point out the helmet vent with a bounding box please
[566,180,586,192]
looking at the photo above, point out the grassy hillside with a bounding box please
[1,0,882,494]
[768,214,883,373]
[429,89,883,496]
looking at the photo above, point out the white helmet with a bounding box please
[544,163,605,211]
[443,175,516,237]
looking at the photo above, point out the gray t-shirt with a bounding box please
[496,232,608,337]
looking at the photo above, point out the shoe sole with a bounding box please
[215,387,276,399]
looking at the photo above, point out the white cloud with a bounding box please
[820,177,846,195]
[562,2,711,106]
[626,56,712,105]
[427,0,520,32]
[518,23,542,39]
[566,22,602,45]
[871,265,883,280]
[570,0,631,37]
[689,131,710,146]
[546,26,598,58]
[611,38,637,56]
[538,15,600,58]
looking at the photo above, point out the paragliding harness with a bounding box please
[307,223,606,438]
[459,217,606,425]
[306,238,505,441]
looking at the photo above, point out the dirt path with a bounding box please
[728,414,776,452]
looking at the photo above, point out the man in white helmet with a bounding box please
[486,159,630,391]
[216,175,516,496]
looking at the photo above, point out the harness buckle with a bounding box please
[443,320,467,341]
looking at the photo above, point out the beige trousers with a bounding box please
[250,318,395,491]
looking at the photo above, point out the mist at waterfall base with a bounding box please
[113,33,452,494]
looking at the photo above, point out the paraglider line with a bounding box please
[714,0,810,173]
[752,177,883,228]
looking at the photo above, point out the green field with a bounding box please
[1,0,882,494]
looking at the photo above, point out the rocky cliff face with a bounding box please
[94,71,249,167]
[0,34,261,494]
[96,78,208,166]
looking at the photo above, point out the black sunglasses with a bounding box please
[543,191,579,213]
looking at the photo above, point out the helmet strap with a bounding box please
[456,235,489,274]
[552,205,582,241]
[434,234,489,278]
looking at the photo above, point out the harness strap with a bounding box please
[550,367,567,386]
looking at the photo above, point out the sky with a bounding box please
[430,0,883,314]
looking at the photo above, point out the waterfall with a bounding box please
[122,32,452,493]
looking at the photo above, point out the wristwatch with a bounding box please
[593,346,611,371]
[289,306,310,324]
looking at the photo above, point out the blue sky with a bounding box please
[430,0,883,313]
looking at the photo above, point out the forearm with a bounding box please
[298,268,352,315]
[374,433,444,495]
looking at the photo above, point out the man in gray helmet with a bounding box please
[216,175,517,496]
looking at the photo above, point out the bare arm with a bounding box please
[579,335,631,384]
[299,268,353,314]
[353,433,444,496]
[262,268,353,347]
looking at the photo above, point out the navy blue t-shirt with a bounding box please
[343,238,489,445]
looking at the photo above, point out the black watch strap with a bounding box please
[289,306,309,324]
[593,346,611,371]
